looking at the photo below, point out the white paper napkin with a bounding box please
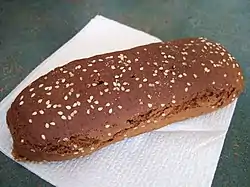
[0,15,237,187]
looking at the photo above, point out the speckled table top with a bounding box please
[0,0,249,186]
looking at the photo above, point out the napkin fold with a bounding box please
[0,15,236,187]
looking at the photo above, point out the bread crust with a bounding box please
[6,37,244,162]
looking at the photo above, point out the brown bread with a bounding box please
[6,37,244,162]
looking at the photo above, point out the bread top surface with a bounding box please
[8,37,244,151]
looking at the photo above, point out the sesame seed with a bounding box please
[162,113,166,117]
[187,82,191,86]
[53,104,57,108]
[109,108,113,114]
[41,134,46,140]
[224,74,227,77]
[185,87,188,92]
[73,94,80,99]
[46,92,51,95]
[50,122,55,126]
[87,109,90,114]
[21,139,24,143]
[90,105,94,109]
[19,101,24,106]
[140,67,144,71]
[193,74,198,78]
[100,91,104,95]
[147,120,151,123]
[88,64,93,67]
[172,100,176,104]
[98,107,103,111]
[75,65,81,69]
[45,123,50,128]
[32,111,37,116]
[31,93,36,98]
[28,119,32,123]
[161,104,165,107]
[155,81,160,85]
[118,105,122,109]
[61,115,67,120]
[103,82,109,86]
[148,103,153,108]
[106,103,111,107]
[204,67,210,73]
[64,95,68,100]
[105,124,110,128]
[39,110,44,114]
[108,133,112,136]
[66,105,71,110]
[178,74,183,78]
[29,88,34,92]
[46,104,52,108]
[39,84,44,88]
[139,84,142,88]
[104,88,109,92]
[170,79,175,83]
[147,94,152,99]
[58,111,63,115]
[143,78,148,82]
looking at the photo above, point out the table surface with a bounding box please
[0,0,249,186]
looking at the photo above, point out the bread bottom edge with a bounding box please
[11,98,233,163]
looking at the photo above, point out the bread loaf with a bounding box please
[6,37,244,162]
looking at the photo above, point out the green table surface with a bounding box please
[0,0,249,186]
